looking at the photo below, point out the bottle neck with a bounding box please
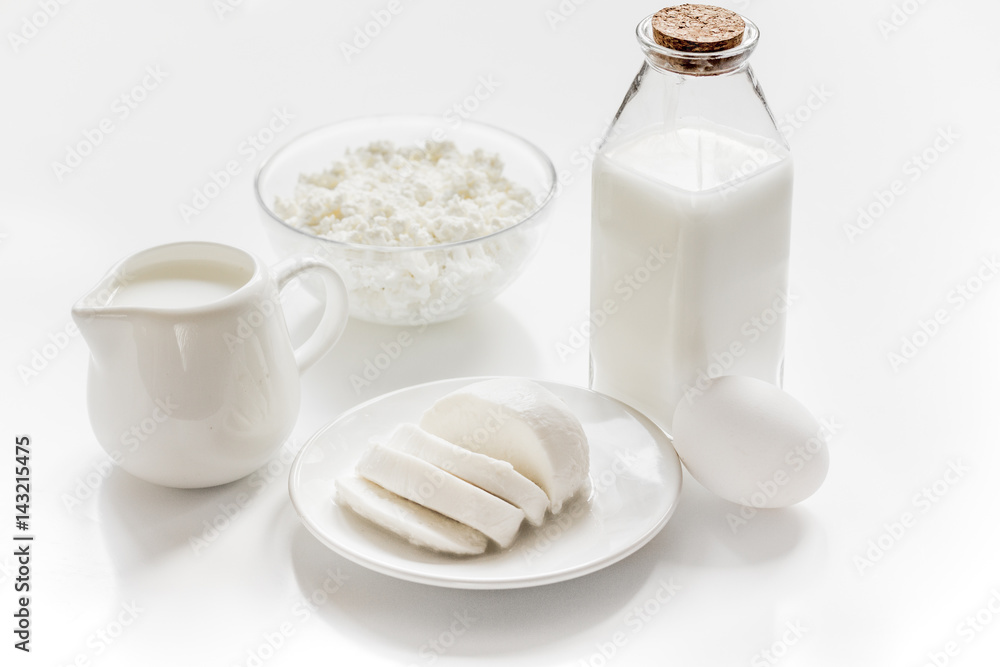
[599,14,785,160]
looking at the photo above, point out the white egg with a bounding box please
[671,376,829,508]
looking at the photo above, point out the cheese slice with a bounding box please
[386,423,550,526]
[356,442,525,548]
[335,476,487,555]
[419,378,590,514]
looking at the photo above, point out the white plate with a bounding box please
[288,377,683,589]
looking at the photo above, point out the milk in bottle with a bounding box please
[590,5,793,433]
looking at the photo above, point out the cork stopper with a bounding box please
[652,4,745,53]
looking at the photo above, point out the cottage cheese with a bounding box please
[273,140,541,324]
[274,141,535,247]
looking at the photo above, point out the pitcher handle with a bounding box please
[273,257,350,373]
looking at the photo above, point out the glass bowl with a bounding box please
[254,115,557,326]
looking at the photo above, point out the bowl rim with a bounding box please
[253,114,558,254]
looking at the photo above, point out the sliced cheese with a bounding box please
[356,441,525,548]
[386,423,550,526]
[419,378,590,514]
[335,475,487,556]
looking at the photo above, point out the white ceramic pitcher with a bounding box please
[72,242,349,488]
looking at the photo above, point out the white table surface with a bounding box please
[3,1,999,665]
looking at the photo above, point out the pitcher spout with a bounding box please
[71,265,135,363]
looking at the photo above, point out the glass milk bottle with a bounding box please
[590,5,793,434]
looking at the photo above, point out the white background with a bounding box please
[3,0,999,665]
